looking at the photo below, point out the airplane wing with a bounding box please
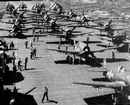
[68,19,81,23]
[4,15,31,19]
[68,38,102,44]
[100,37,112,42]
[0,24,34,31]
[25,87,37,95]
[0,33,47,39]
[96,44,114,48]
[65,24,97,29]
[76,47,118,56]
[68,18,100,23]
[73,81,126,89]
[53,33,87,38]
[48,45,120,56]
[23,33,47,38]
[22,27,33,31]
[91,46,122,53]
[89,27,107,31]
[0,20,36,24]
[83,40,102,44]
[89,27,125,31]
[47,49,79,55]
[123,39,130,44]
[0,28,10,31]
[0,48,17,51]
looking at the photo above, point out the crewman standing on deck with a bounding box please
[41,86,49,103]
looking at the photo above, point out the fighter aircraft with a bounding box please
[47,0,64,15]
[30,2,45,14]
[48,40,120,64]
[17,2,28,11]
[0,28,47,39]
[2,10,36,25]
[28,1,62,17]
[103,65,127,81]
[0,12,38,38]
[66,13,99,27]
[91,19,126,37]
[45,25,90,46]
[0,16,48,38]
[56,26,77,39]
[100,33,127,44]
[5,2,15,14]
[97,35,126,47]
[96,31,130,52]
[27,1,65,22]
[51,14,107,31]
[73,66,130,105]
[46,35,102,47]
[1,16,35,25]
[0,19,48,39]
[46,30,102,49]
[53,9,78,21]
[1,85,37,105]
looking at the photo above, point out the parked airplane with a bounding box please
[68,13,100,26]
[47,0,63,15]
[92,20,126,37]
[96,31,130,52]
[6,2,15,14]
[73,66,130,105]
[48,41,120,64]
[97,32,127,46]
[56,26,77,41]
[46,26,88,47]
[0,25,47,39]
[102,65,127,81]
[1,86,37,105]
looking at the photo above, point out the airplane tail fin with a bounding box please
[117,65,126,73]
[103,65,126,77]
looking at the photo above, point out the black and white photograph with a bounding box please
[0,0,130,105]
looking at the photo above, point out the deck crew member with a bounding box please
[41,86,49,103]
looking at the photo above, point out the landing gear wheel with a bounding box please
[66,55,73,64]
[111,94,117,105]
[75,59,80,64]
